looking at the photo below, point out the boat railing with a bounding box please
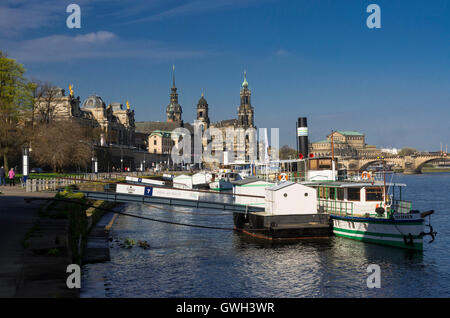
[318,199,354,216]
[391,199,412,214]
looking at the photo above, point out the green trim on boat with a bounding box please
[332,216,423,225]
[334,232,422,250]
[334,227,422,239]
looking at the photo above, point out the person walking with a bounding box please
[8,168,15,187]
[0,166,5,186]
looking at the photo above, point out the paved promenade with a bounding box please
[0,186,55,297]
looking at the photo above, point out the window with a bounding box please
[154,139,157,145]
[366,187,383,201]
[347,188,361,201]
[329,187,336,200]
[337,188,344,200]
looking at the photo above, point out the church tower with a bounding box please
[237,71,254,128]
[196,92,210,131]
[166,65,183,122]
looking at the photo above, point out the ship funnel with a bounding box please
[297,117,309,158]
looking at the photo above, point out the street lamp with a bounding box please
[120,146,124,172]
[22,144,30,183]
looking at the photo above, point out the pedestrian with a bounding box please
[8,168,15,187]
[0,166,5,186]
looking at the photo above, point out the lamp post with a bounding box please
[120,146,124,172]
[22,144,30,184]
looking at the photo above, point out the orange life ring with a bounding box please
[278,173,288,181]
[362,171,369,180]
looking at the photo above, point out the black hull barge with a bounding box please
[233,212,332,240]
[233,181,332,241]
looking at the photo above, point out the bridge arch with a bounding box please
[358,159,402,172]
[414,157,450,173]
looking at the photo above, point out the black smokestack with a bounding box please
[297,117,309,158]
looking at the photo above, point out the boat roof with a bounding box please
[232,177,274,185]
[301,181,406,188]
[266,181,298,191]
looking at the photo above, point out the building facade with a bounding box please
[33,87,136,147]
[310,130,381,157]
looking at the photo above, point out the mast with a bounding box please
[383,156,387,205]
[331,130,336,180]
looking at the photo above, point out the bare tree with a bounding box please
[33,81,60,125]
[31,121,93,172]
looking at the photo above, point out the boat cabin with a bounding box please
[302,181,409,217]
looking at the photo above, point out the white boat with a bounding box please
[173,174,193,189]
[253,156,436,250]
[209,171,241,191]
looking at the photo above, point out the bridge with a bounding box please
[337,153,450,174]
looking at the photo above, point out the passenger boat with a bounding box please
[209,171,241,191]
[304,179,435,251]
[242,156,436,250]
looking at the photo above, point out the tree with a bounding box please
[32,81,59,125]
[398,147,417,156]
[0,52,35,171]
[279,145,298,160]
[31,121,93,172]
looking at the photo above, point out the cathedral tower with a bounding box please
[196,92,210,131]
[166,65,183,122]
[237,71,254,128]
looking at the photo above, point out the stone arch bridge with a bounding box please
[338,154,450,174]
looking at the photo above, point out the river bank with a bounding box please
[0,184,117,298]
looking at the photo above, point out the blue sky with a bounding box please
[1,0,449,151]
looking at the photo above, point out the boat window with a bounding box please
[329,187,336,200]
[319,187,328,199]
[309,159,318,170]
[366,187,383,201]
[347,188,360,201]
[337,188,344,200]
[319,159,332,169]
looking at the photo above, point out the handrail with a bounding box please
[318,198,354,216]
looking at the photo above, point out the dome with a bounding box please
[82,94,106,109]
[197,93,208,107]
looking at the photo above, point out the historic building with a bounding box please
[136,68,258,163]
[147,130,182,155]
[33,87,136,147]
[166,65,183,123]
[310,130,381,157]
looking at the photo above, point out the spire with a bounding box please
[172,64,176,88]
[242,70,248,88]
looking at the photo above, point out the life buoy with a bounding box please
[278,173,288,181]
[362,171,370,180]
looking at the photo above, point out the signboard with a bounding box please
[125,176,165,186]
[297,127,308,137]
[116,184,199,201]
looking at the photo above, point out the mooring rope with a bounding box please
[24,197,265,232]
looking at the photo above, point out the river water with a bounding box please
[81,173,450,298]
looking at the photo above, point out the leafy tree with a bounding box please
[398,147,417,156]
[0,52,35,171]
[279,145,298,160]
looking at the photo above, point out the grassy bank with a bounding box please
[33,188,116,264]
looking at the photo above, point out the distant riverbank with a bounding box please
[421,167,450,173]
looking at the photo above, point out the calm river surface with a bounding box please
[81,173,450,298]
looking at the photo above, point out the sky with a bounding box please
[1,0,449,151]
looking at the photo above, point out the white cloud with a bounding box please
[73,31,117,43]
[275,49,292,57]
[2,31,206,63]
